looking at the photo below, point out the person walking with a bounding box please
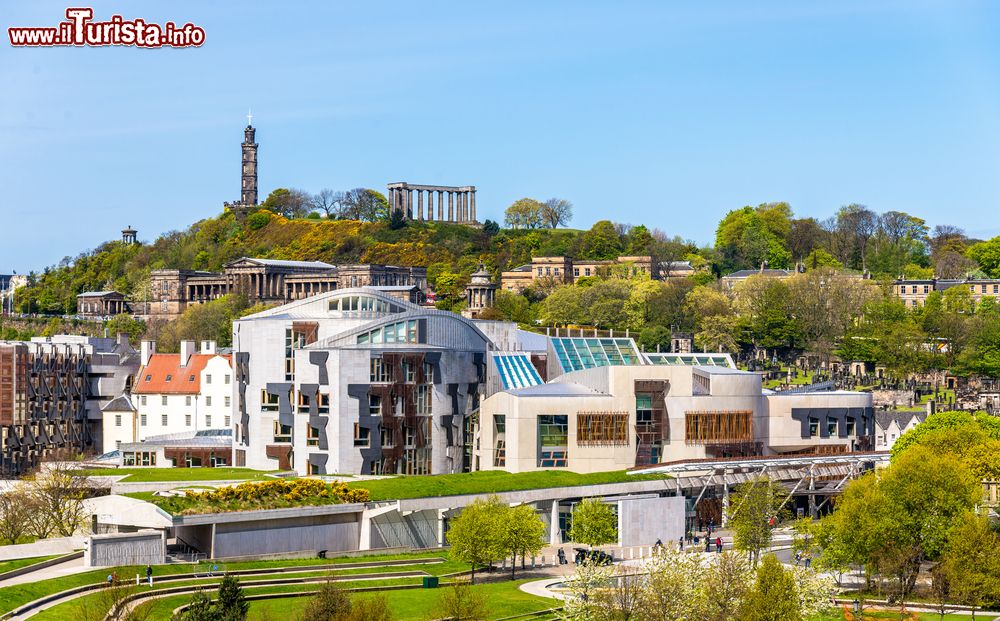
[705,537,711,552]
[715,536,722,553]
[678,536,684,551]
[557,548,567,565]
[145,565,153,587]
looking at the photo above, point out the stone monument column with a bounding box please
[417,190,424,220]
[470,189,476,222]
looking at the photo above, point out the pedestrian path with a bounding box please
[0,556,89,589]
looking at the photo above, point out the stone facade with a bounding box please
[146,258,428,321]
[76,291,131,318]
[500,256,656,293]
[462,265,497,319]
[893,277,1000,309]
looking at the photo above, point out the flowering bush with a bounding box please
[170,479,371,515]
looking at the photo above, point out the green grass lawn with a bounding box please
[347,469,670,501]
[81,467,283,482]
[0,550,449,615]
[0,555,60,575]
[38,576,428,621]
[243,579,555,621]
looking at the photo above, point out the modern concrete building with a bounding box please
[104,340,232,454]
[476,338,874,474]
[232,288,495,476]
[0,335,138,473]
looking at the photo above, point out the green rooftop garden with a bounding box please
[152,479,370,515]
[346,469,670,501]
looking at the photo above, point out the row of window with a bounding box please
[261,389,330,413]
[115,413,230,428]
[807,416,858,437]
[142,373,230,385]
[138,394,230,407]
[369,359,435,384]
[357,320,420,345]
[272,419,428,450]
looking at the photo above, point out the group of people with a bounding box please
[656,535,725,554]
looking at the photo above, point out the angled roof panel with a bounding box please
[492,352,542,390]
[551,337,644,373]
[644,352,736,368]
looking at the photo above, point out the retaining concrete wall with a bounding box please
[211,512,360,558]
[86,530,165,567]
[618,496,685,547]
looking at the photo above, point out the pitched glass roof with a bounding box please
[551,337,644,372]
[644,352,736,368]
[493,353,543,390]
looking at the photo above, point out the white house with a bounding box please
[103,340,233,457]
[874,411,926,451]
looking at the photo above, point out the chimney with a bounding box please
[200,340,217,355]
[140,340,156,367]
[179,340,196,367]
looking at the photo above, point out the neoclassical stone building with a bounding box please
[147,258,427,321]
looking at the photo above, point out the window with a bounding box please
[307,425,320,446]
[537,267,543,276]
[354,423,370,447]
[585,268,591,277]
[577,412,629,446]
[225,415,231,427]
[273,421,292,442]
[370,358,391,383]
[554,268,560,275]
[261,389,280,412]
[140,414,147,426]
[185,414,191,427]
[185,396,191,407]
[846,418,856,436]
[206,396,212,407]
[423,362,434,384]
[574,268,580,277]
[161,414,168,426]
[122,451,156,467]
[115,414,121,427]
[827,417,838,436]
[416,385,432,415]
[145,375,152,382]
[380,426,395,448]
[923,285,929,294]
[140,395,147,406]
[189,375,195,382]
[545,267,551,275]
[206,374,212,384]
[911,285,917,294]
[403,361,416,383]
[357,319,420,345]
[317,393,330,413]
[368,394,382,416]
[206,415,212,427]
[225,374,231,385]
[684,411,753,444]
[225,396,231,408]
[636,394,653,425]
[401,447,432,475]
[809,417,819,437]
[162,396,168,406]
[165,374,172,382]
[538,415,568,467]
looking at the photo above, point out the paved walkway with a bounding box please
[0,537,85,562]
[0,555,90,589]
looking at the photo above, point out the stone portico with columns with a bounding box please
[387,182,478,224]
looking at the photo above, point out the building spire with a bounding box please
[247,108,253,127]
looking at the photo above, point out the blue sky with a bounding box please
[3,1,1000,272]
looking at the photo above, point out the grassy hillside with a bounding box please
[17,210,588,315]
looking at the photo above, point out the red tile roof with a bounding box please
[133,353,231,395]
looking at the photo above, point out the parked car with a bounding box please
[573,547,613,565]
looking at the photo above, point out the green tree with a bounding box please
[504,198,544,229]
[726,476,788,567]
[938,513,1000,617]
[501,504,546,577]
[174,591,219,621]
[435,583,489,621]
[578,220,625,260]
[388,207,406,230]
[214,575,247,621]
[105,313,145,343]
[569,497,617,548]
[446,495,506,583]
[966,237,1000,277]
[539,286,586,326]
[540,198,573,228]
[302,581,352,621]
[738,555,801,621]
[260,188,312,219]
